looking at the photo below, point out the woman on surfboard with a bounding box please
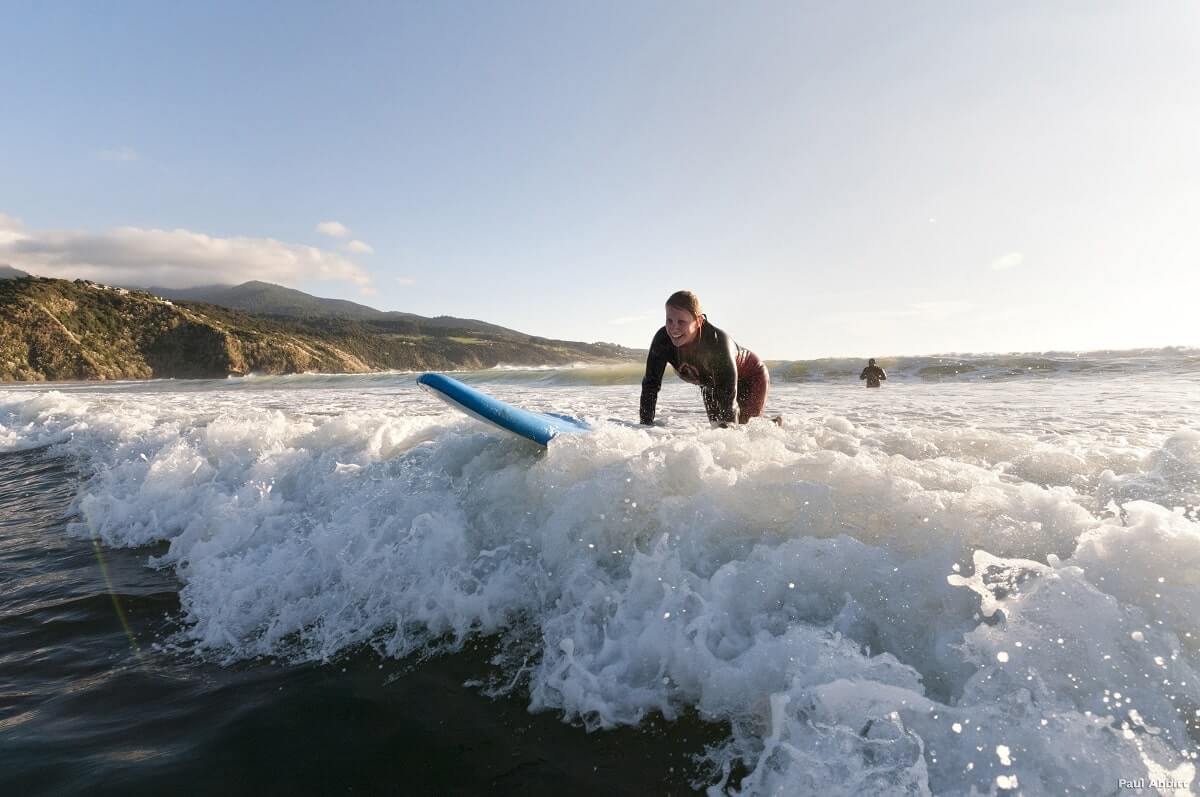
[639,290,770,427]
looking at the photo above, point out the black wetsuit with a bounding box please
[860,365,886,388]
[639,318,768,425]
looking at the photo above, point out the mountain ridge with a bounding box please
[0,276,638,382]
[144,281,532,340]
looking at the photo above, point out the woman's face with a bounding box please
[665,304,701,347]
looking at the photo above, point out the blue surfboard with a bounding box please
[416,372,591,446]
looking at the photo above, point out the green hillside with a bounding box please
[0,277,637,382]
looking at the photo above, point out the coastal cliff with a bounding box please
[0,277,635,381]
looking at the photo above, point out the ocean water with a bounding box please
[2,352,1198,795]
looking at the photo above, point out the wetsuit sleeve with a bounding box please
[701,329,739,425]
[879,369,887,380]
[860,368,867,379]
[639,329,672,425]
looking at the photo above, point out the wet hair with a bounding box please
[665,290,703,320]
[869,358,876,365]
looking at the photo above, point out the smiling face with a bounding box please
[665,304,702,347]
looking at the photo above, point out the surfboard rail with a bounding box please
[416,372,590,446]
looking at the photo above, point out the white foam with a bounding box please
[1,371,1197,794]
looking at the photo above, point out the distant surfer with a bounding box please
[860,358,886,388]
[639,291,770,427]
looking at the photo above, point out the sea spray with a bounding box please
[1,365,1197,793]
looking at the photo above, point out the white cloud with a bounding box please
[343,239,374,254]
[823,301,976,325]
[98,147,138,162]
[316,221,350,238]
[0,214,371,289]
[0,213,26,245]
[910,300,975,318]
[609,314,655,325]
[394,276,416,286]
[990,252,1024,271]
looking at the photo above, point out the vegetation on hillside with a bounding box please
[0,276,638,382]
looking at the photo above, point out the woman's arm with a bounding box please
[639,329,672,424]
[702,330,739,425]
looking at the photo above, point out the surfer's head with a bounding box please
[665,290,703,347]
[869,358,876,366]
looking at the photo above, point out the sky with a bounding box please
[2,1,1198,359]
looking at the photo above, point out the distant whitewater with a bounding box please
[1,347,1197,794]
[471,346,1200,386]
[439,346,1200,387]
[115,345,1196,389]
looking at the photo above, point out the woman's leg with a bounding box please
[736,364,769,424]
